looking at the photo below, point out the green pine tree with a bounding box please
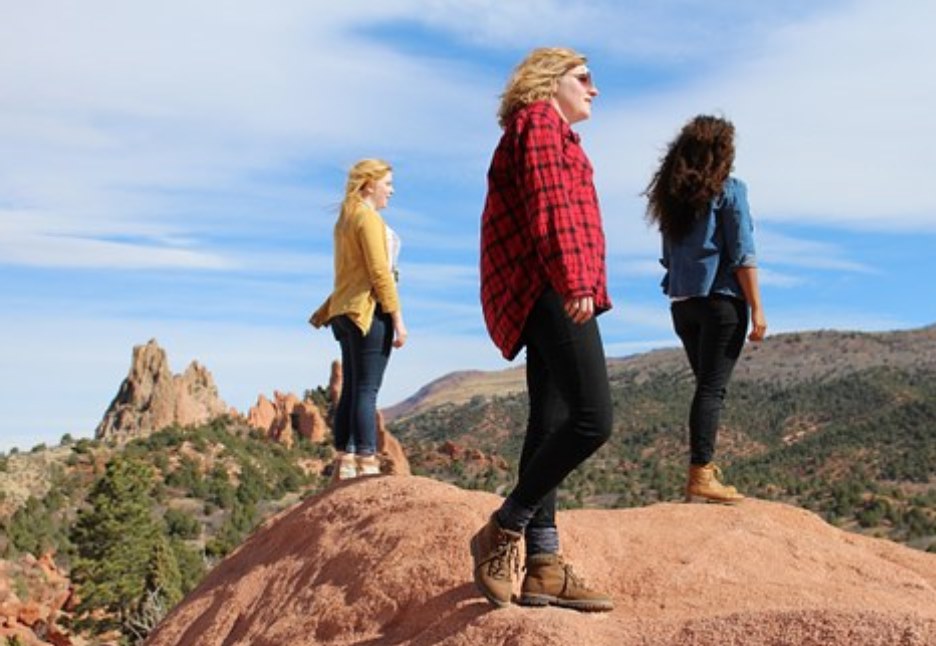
[145,534,183,608]
[70,457,181,638]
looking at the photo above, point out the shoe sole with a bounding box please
[469,535,511,609]
[685,492,744,504]
[518,593,613,612]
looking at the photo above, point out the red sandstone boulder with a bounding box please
[146,477,936,646]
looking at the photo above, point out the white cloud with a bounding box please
[603,302,673,333]
[0,219,232,269]
[1,0,932,453]
[757,229,873,273]
[415,0,828,62]
[0,0,495,270]
[610,258,664,279]
[402,262,478,291]
[592,0,936,231]
[757,268,806,289]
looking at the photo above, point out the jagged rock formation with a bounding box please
[95,339,230,444]
[376,411,410,476]
[243,380,409,476]
[146,477,935,646]
[246,390,327,448]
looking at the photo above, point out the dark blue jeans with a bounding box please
[671,295,748,465]
[512,289,613,532]
[331,308,393,456]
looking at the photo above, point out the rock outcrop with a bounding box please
[246,391,328,448]
[95,339,229,443]
[376,411,410,476]
[146,477,936,646]
[0,553,74,646]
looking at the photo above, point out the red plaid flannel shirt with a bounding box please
[480,101,611,360]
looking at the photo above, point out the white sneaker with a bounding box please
[356,454,381,476]
[332,452,358,482]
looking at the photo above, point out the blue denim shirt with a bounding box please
[660,177,756,300]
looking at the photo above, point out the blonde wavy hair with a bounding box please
[340,158,392,220]
[497,47,587,128]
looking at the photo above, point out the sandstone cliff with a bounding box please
[146,476,936,646]
[95,339,230,443]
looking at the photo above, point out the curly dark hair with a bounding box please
[644,115,735,241]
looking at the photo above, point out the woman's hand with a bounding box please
[392,313,408,348]
[748,306,767,342]
[563,296,594,324]
[735,266,766,342]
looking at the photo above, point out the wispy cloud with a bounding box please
[0,1,494,271]
[591,0,936,231]
[1,1,933,452]
[757,229,873,273]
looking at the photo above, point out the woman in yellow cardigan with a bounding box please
[311,159,407,480]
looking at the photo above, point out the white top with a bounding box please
[385,223,402,276]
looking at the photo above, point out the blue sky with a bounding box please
[2,0,934,452]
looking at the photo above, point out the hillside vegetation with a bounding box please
[0,418,334,642]
[391,328,936,552]
[0,325,934,644]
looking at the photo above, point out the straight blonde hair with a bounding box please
[497,47,587,128]
[340,158,392,221]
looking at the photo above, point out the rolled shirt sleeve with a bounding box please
[720,178,757,269]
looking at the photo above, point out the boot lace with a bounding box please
[562,561,589,590]
[486,534,520,580]
[710,464,739,492]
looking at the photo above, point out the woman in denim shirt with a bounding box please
[645,115,767,503]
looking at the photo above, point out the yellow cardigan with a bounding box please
[310,203,400,334]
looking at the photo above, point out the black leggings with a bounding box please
[511,289,613,529]
[671,295,748,465]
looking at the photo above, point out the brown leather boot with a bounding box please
[686,463,744,504]
[469,513,522,608]
[519,553,614,612]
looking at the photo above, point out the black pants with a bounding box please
[671,295,748,465]
[512,289,613,530]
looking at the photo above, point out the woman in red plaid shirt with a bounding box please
[470,47,614,612]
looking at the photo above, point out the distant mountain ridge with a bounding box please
[388,324,936,551]
[385,325,936,422]
[2,324,934,643]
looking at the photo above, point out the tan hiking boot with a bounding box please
[330,452,357,484]
[686,463,744,504]
[519,554,614,612]
[356,454,381,476]
[469,514,522,608]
